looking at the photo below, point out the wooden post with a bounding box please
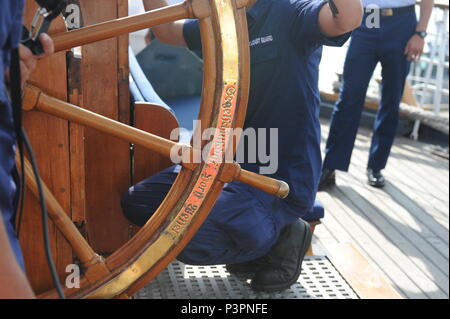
[77,0,131,254]
[19,0,132,293]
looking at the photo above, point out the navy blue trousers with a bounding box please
[323,10,417,172]
[121,165,310,266]
[0,101,24,269]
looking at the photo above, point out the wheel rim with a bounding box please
[30,0,250,298]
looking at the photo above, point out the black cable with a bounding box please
[10,48,65,299]
[22,129,66,299]
[14,144,26,237]
[10,49,26,238]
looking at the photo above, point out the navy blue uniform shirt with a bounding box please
[184,0,350,215]
[1,0,25,268]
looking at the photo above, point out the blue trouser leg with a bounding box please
[322,26,378,172]
[367,14,415,171]
[368,56,411,170]
[1,101,25,269]
[121,166,289,266]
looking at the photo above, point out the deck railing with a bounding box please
[410,0,449,139]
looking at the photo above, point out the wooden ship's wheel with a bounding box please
[18,0,289,298]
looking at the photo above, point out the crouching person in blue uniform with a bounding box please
[0,0,54,298]
[121,0,362,292]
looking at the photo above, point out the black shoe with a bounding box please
[318,169,336,191]
[251,219,313,293]
[367,168,385,188]
[226,257,266,275]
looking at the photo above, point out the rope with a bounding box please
[399,103,449,135]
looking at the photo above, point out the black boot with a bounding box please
[251,219,312,292]
[318,169,336,191]
[226,257,266,275]
[367,168,385,188]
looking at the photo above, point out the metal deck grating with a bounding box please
[134,256,359,299]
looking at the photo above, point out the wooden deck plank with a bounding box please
[393,138,449,170]
[344,154,449,256]
[315,193,354,243]
[317,120,449,299]
[321,125,449,222]
[382,181,448,243]
[316,191,426,298]
[337,125,449,188]
[341,130,449,216]
[387,148,449,201]
[344,141,449,254]
[396,137,449,170]
[326,243,402,299]
[387,156,448,196]
[375,138,448,204]
[335,175,449,295]
[342,172,449,261]
[331,186,447,298]
[321,169,448,242]
[379,167,449,226]
[344,130,450,249]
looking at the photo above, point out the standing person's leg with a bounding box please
[367,12,416,186]
[320,26,379,188]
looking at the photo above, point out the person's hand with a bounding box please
[35,33,55,58]
[17,44,37,85]
[404,34,425,62]
[20,33,54,83]
[4,33,54,87]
